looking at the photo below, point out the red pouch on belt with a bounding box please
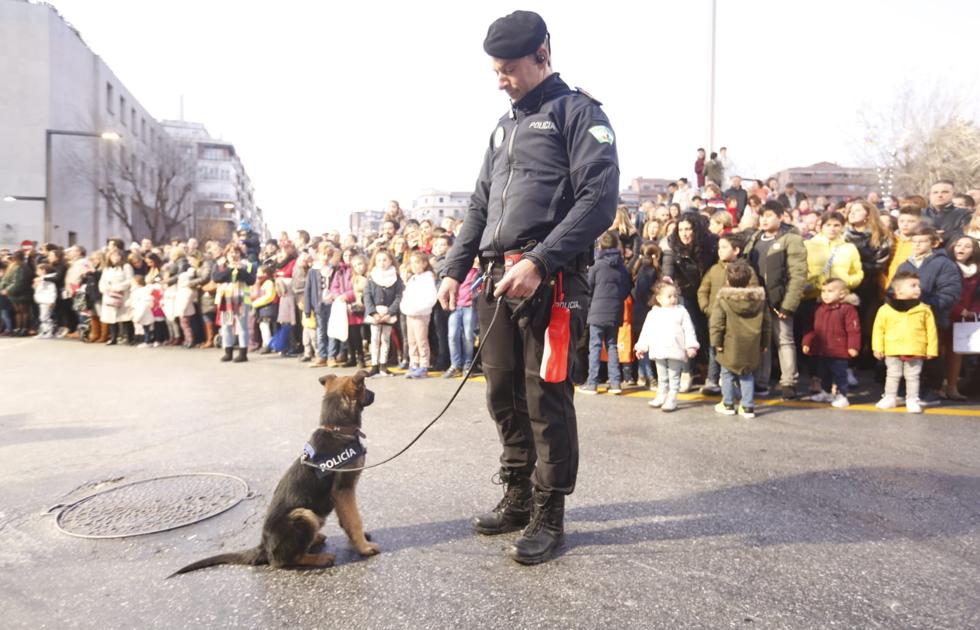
[540,272,570,383]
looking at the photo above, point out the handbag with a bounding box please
[540,272,570,383]
[328,301,350,341]
[952,315,980,354]
[105,291,124,308]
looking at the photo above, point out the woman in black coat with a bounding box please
[661,215,718,390]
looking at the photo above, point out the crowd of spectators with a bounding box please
[4,169,980,414]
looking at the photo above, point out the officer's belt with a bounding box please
[481,251,590,274]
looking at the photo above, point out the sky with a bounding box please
[48,0,980,234]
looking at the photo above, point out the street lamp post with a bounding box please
[44,129,120,243]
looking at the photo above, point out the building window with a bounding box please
[131,108,137,130]
[106,83,114,114]
[68,231,78,246]
[120,96,127,125]
[141,119,146,143]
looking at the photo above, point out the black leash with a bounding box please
[315,293,506,473]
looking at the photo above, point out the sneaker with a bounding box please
[625,380,638,388]
[918,391,942,407]
[831,394,850,408]
[577,383,598,395]
[415,368,429,379]
[648,392,667,408]
[755,387,770,398]
[807,391,835,403]
[405,367,419,379]
[152,342,161,348]
[398,360,410,370]
[648,380,658,392]
[846,368,859,388]
[738,405,756,419]
[906,398,923,414]
[876,395,898,409]
[442,366,463,379]
[299,355,312,363]
[661,393,678,412]
[309,358,328,368]
[678,373,693,393]
[701,382,721,395]
[137,342,149,348]
[780,384,798,400]
[714,402,736,416]
[607,384,623,395]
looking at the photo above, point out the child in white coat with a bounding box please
[399,250,438,379]
[635,280,700,412]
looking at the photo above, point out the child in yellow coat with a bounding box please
[872,271,938,414]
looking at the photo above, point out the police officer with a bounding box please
[437,10,619,565]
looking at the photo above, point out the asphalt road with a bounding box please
[1,338,978,629]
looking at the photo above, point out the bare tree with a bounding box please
[96,143,195,244]
[860,85,980,196]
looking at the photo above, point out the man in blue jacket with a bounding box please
[437,10,619,565]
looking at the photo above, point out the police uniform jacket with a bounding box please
[443,73,619,282]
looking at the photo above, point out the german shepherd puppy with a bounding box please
[170,371,380,576]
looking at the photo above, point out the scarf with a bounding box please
[370,266,397,288]
[957,262,977,279]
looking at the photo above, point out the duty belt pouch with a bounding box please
[540,272,570,383]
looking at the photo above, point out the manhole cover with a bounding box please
[55,473,251,539]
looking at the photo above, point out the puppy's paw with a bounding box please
[357,542,381,556]
[313,532,327,547]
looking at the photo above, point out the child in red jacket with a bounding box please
[802,278,861,408]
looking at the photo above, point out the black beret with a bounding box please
[483,10,548,59]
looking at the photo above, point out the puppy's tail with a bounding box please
[167,546,266,578]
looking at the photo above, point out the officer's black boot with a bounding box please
[233,346,248,363]
[508,490,565,565]
[472,470,532,535]
[221,346,234,362]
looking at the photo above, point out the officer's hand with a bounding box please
[437,277,459,310]
[494,259,541,300]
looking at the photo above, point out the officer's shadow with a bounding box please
[363,467,980,557]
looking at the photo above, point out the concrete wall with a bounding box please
[0,0,49,248]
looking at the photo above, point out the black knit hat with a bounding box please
[483,10,548,59]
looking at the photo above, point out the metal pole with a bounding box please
[44,130,53,243]
[709,0,717,153]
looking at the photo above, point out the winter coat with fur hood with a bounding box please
[709,286,770,375]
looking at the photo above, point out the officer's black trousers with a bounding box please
[477,267,589,495]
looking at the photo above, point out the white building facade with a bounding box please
[160,120,263,243]
[409,189,470,224]
[0,0,262,249]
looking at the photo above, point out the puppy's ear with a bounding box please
[319,374,338,387]
[353,370,369,384]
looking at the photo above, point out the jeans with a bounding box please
[588,324,621,387]
[220,305,250,348]
[314,304,330,360]
[756,310,797,388]
[721,366,755,408]
[655,358,684,394]
[706,346,721,385]
[637,355,654,381]
[448,305,475,369]
[817,357,849,396]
